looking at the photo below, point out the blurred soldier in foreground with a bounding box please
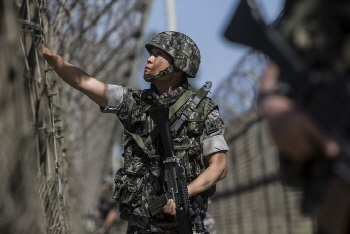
[225,0,350,233]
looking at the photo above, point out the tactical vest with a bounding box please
[113,82,218,221]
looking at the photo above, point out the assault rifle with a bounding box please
[224,0,350,212]
[149,103,208,234]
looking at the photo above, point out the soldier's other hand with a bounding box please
[163,199,176,216]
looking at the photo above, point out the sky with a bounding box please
[141,0,285,92]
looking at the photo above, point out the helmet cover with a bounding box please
[145,31,201,78]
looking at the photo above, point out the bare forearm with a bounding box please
[43,47,91,89]
[163,152,227,216]
[187,152,227,197]
[42,45,109,107]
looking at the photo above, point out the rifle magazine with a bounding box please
[149,195,167,216]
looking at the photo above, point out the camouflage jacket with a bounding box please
[102,81,228,224]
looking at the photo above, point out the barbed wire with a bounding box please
[213,50,268,123]
[1,0,153,233]
[18,0,70,233]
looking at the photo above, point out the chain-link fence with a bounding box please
[1,0,153,233]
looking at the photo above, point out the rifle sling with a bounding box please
[171,82,211,133]
[147,83,212,217]
[124,82,211,155]
[124,90,193,153]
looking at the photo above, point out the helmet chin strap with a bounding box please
[144,65,175,82]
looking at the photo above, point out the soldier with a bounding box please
[43,31,228,233]
[256,0,350,233]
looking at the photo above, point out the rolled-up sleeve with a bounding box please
[100,84,124,114]
[202,108,229,157]
[203,135,229,157]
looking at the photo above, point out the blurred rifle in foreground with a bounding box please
[224,0,350,220]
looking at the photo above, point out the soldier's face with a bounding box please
[144,47,173,80]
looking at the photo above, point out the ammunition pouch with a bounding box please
[113,168,144,208]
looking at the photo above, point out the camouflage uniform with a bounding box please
[275,0,350,215]
[281,0,350,74]
[101,31,228,233]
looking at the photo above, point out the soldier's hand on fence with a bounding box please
[42,44,56,66]
[258,62,340,161]
[163,199,176,216]
[42,44,50,56]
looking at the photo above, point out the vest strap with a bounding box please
[124,90,193,152]
[171,81,212,133]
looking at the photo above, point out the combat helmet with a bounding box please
[144,31,201,82]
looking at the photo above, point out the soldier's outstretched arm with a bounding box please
[42,44,109,107]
